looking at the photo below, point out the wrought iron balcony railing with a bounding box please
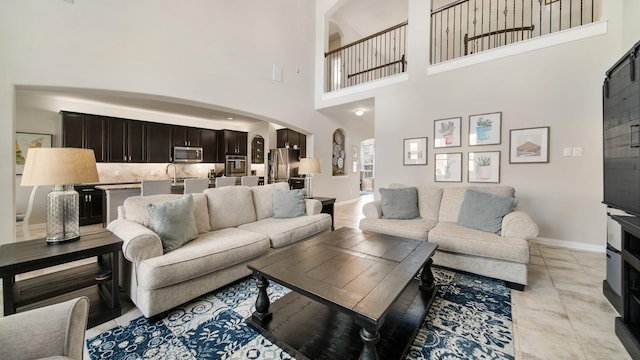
[325,21,408,92]
[431,0,598,64]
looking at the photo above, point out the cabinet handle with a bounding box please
[631,125,640,148]
[88,194,92,202]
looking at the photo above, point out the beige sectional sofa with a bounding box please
[359,184,538,290]
[107,182,331,318]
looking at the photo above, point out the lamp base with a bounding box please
[46,184,81,245]
[46,236,81,245]
[303,176,313,198]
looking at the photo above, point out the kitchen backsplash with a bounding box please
[96,163,225,183]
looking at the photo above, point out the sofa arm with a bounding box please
[501,207,539,240]
[0,296,89,360]
[362,200,383,219]
[305,198,322,215]
[107,219,163,264]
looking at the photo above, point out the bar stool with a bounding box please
[183,178,209,194]
[141,180,172,196]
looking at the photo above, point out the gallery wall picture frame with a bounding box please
[403,137,428,165]
[509,126,550,164]
[469,112,501,146]
[15,132,53,175]
[434,117,461,148]
[468,151,501,183]
[435,152,462,182]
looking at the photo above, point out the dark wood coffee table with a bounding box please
[246,227,438,360]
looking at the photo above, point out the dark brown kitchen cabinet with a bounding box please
[172,127,201,147]
[201,129,224,163]
[61,112,108,162]
[107,118,146,162]
[76,185,103,226]
[146,122,173,163]
[223,130,248,155]
[277,128,306,157]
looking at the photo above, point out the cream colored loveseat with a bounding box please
[107,182,331,318]
[359,185,538,289]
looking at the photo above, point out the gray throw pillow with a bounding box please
[272,189,306,218]
[457,189,517,234]
[147,194,199,252]
[380,187,421,219]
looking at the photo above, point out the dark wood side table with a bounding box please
[313,196,336,231]
[0,228,123,328]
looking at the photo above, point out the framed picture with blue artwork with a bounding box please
[469,112,501,146]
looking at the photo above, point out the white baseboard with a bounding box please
[532,237,605,253]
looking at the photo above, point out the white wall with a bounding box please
[0,0,370,245]
[315,0,636,249]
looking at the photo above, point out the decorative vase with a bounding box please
[444,134,453,144]
[476,126,492,141]
[476,165,491,180]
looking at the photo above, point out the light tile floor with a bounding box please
[5,193,631,359]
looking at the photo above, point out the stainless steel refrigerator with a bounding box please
[268,148,300,183]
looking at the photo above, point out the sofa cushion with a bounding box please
[205,186,257,230]
[238,213,331,248]
[136,227,270,290]
[416,186,444,221]
[147,194,199,252]
[251,182,290,220]
[457,189,517,234]
[380,187,420,219]
[429,222,529,264]
[438,186,515,223]
[272,189,306,218]
[123,193,211,234]
[359,218,436,241]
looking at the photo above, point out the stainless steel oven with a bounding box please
[225,155,247,176]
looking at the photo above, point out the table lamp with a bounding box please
[20,148,99,244]
[298,158,321,198]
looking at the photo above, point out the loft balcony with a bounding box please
[431,0,600,63]
[324,0,600,93]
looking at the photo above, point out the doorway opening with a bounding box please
[360,138,374,194]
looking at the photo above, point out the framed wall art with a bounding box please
[469,112,501,146]
[468,151,500,183]
[435,152,462,182]
[434,117,461,148]
[15,132,53,175]
[509,126,550,163]
[404,137,427,165]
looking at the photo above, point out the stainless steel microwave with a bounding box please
[173,146,203,163]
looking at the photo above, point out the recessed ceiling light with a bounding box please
[354,109,364,117]
[227,117,234,120]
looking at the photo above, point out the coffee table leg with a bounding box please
[251,273,272,323]
[359,326,380,360]
[419,258,435,293]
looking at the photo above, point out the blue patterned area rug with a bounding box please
[87,267,514,359]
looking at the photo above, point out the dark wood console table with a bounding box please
[0,228,123,328]
[314,196,336,231]
[613,215,640,359]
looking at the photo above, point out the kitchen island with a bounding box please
[97,180,213,225]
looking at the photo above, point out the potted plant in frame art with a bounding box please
[475,117,493,141]
[475,155,491,180]
[439,121,456,145]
